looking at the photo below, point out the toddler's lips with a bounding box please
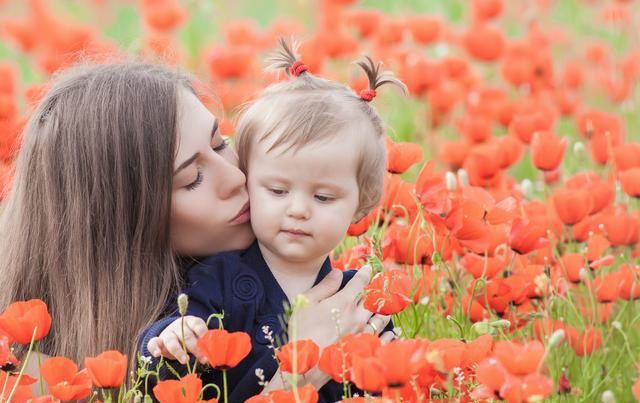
[282,228,311,237]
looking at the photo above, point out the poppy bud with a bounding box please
[520,178,533,198]
[490,319,511,329]
[573,141,585,155]
[602,390,615,403]
[177,293,189,316]
[457,168,469,187]
[445,171,457,191]
[548,329,565,348]
[472,320,492,335]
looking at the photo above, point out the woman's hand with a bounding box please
[293,266,389,350]
[261,266,391,393]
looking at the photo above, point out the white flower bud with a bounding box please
[520,179,533,198]
[445,171,457,192]
[573,141,585,155]
[548,329,565,348]
[490,319,511,329]
[579,268,589,282]
[457,169,469,187]
[601,390,615,403]
[177,293,189,316]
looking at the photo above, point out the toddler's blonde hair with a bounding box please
[235,38,406,220]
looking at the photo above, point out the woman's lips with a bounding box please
[229,202,250,225]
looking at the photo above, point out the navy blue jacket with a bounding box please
[140,241,390,402]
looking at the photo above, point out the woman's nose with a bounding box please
[216,154,247,199]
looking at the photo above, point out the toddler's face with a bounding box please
[247,133,361,263]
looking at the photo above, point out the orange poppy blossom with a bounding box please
[40,357,92,401]
[263,383,318,403]
[275,339,320,375]
[384,137,424,174]
[530,130,567,172]
[197,329,252,370]
[0,371,37,402]
[0,299,52,344]
[153,373,217,403]
[84,350,128,388]
[619,167,640,198]
[363,269,412,315]
[551,187,593,226]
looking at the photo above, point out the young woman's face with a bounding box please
[170,90,254,256]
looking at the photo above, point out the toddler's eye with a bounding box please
[211,138,230,152]
[314,194,335,202]
[268,188,287,196]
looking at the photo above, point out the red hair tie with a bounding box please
[360,89,377,102]
[290,60,308,77]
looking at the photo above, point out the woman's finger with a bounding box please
[304,269,343,303]
[337,266,372,304]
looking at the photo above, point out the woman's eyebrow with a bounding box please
[173,120,219,176]
[174,153,199,175]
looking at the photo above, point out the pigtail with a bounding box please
[355,56,407,102]
[265,37,309,77]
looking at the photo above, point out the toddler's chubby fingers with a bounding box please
[185,316,209,338]
[164,332,189,365]
[147,337,162,357]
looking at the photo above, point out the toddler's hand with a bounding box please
[146,316,209,365]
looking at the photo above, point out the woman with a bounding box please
[0,62,383,390]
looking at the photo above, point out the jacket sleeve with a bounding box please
[137,254,229,387]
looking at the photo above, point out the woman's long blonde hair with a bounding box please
[0,62,189,365]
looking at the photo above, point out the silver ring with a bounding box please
[367,320,379,333]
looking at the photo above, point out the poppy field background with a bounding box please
[1,0,640,402]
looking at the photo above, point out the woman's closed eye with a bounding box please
[186,169,203,191]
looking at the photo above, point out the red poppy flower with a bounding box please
[552,187,592,225]
[406,15,442,44]
[0,299,52,345]
[347,214,370,237]
[567,326,603,356]
[531,131,567,171]
[269,383,318,403]
[494,340,544,376]
[84,350,128,388]
[363,269,412,315]
[463,23,505,62]
[276,339,320,375]
[472,0,503,20]
[0,371,36,402]
[619,167,640,198]
[153,373,215,403]
[41,357,92,401]
[319,333,380,383]
[197,329,251,370]
[385,139,423,174]
[351,355,386,392]
[508,218,549,255]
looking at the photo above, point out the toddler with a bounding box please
[141,39,406,402]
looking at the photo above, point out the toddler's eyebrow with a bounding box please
[173,120,219,175]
